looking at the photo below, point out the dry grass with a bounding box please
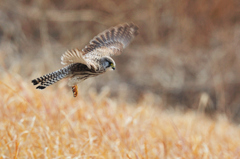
[1,72,240,158]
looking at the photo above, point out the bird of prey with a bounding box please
[32,22,139,97]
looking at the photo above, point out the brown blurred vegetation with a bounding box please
[0,0,240,121]
[2,72,240,158]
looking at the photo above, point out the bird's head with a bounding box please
[100,56,116,71]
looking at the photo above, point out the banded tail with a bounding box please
[32,67,70,89]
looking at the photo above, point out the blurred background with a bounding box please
[0,0,240,121]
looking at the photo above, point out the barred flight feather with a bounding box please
[82,22,139,56]
[61,49,90,67]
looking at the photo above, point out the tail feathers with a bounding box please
[32,68,69,89]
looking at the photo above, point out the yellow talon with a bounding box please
[72,85,78,97]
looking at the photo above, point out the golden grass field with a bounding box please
[1,72,240,158]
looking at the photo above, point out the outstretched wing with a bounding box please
[82,22,139,57]
[60,23,138,70]
[61,49,96,69]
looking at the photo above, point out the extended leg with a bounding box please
[72,85,78,97]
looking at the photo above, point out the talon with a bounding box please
[72,85,78,97]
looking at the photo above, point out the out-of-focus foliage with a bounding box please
[1,72,240,158]
[0,0,240,121]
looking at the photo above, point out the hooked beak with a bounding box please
[112,66,115,70]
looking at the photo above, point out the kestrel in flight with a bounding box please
[32,22,139,97]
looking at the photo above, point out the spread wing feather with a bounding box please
[61,49,91,67]
[60,23,139,69]
[82,22,139,57]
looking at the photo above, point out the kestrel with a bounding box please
[32,22,139,97]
